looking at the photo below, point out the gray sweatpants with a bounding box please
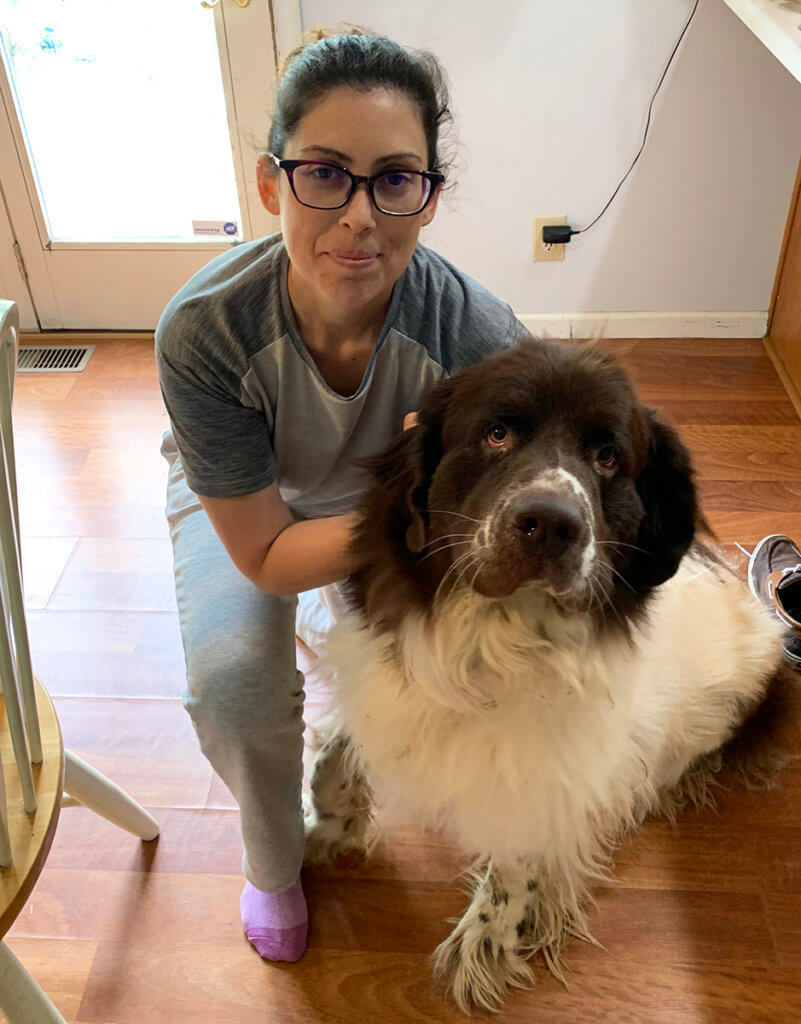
[162,432,335,893]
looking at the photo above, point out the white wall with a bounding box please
[299,0,801,320]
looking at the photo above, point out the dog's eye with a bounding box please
[485,424,509,448]
[595,445,618,473]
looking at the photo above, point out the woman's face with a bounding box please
[258,86,440,324]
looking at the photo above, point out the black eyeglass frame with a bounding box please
[269,154,444,216]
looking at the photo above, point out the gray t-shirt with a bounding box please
[156,234,529,518]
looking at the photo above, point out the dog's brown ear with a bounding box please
[403,377,455,551]
[402,426,430,552]
[357,377,453,554]
[626,409,699,590]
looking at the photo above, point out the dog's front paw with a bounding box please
[303,730,373,865]
[302,790,370,865]
[432,874,534,1012]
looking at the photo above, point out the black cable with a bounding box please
[572,0,702,238]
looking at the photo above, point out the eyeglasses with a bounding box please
[270,155,444,216]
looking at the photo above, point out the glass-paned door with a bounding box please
[0,0,291,329]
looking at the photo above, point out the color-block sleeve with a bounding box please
[156,347,276,499]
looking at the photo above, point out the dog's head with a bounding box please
[350,339,703,629]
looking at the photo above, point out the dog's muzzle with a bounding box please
[473,482,594,602]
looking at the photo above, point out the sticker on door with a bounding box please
[192,221,240,236]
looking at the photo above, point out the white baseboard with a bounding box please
[515,311,768,339]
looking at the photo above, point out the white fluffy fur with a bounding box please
[322,551,783,990]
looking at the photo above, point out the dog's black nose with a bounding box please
[509,492,585,558]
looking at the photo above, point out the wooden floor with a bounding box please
[4,336,801,1023]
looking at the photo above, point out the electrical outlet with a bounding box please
[533,215,567,262]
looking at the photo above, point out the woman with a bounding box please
[156,29,530,963]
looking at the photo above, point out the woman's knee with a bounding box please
[182,616,302,736]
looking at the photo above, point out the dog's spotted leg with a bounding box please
[432,859,537,1013]
[303,714,373,865]
[433,856,595,1011]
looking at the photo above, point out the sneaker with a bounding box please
[747,535,801,670]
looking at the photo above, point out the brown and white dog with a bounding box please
[304,338,794,1012]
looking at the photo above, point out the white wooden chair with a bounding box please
[0,299,160,1023]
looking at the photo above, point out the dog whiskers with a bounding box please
[595,540,649,556]
[595,555,636,594]
[587,577,602,617]
[420,532,475,548]
[419,538,473,563]
[445,549,483,601]
[592,575,612,613]
[454,553,481,595]
[435,549,478,603]
[427,509,484,526]
[591,570,628,629]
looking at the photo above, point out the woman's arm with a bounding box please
[198,482,358,595]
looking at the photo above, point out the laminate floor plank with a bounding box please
[46,538,177,612]
[657,399,801,426]
[21,536,79,609]
[54,697,214,810]
[26,609,186,699]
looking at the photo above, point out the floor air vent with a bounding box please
[18,345,95,372]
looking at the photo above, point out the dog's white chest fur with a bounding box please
[324,553,782,867]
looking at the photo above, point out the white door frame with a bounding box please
[0,171,40,331]
[0,73,59,329]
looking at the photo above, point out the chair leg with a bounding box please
[0,941,68,1024]
[64,750,159,841]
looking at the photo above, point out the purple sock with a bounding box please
[240,878,308,962]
